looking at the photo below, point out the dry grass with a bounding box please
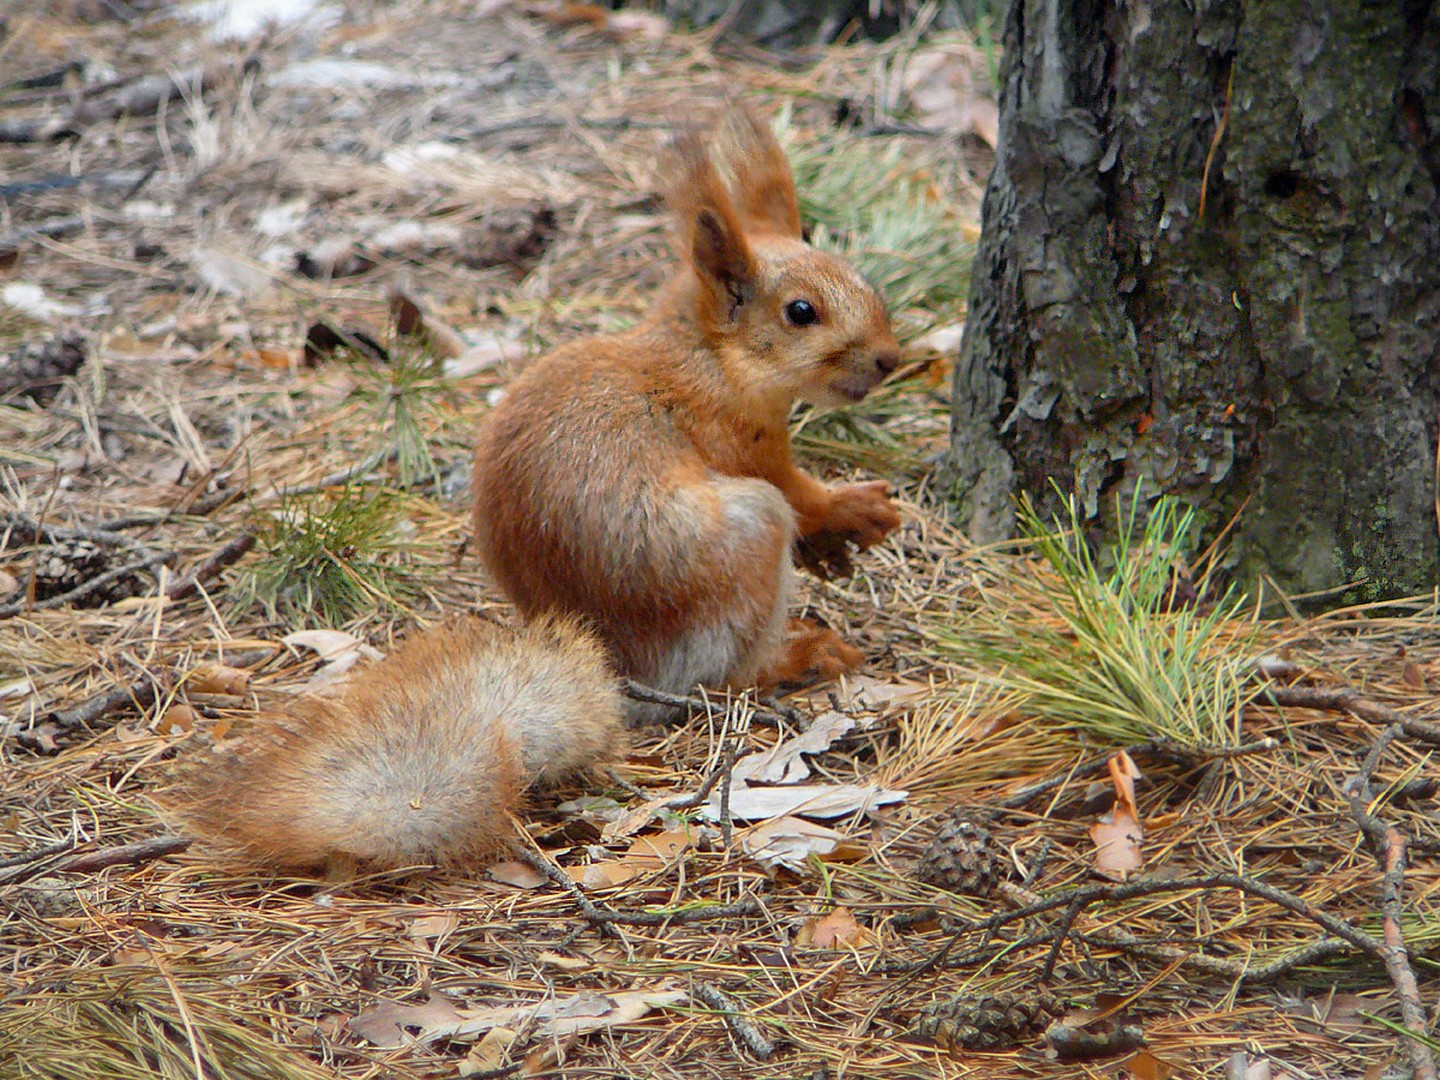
[3,4,1439,1080]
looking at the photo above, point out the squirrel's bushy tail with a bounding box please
[173,616,625,874]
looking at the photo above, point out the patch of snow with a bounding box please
[267,59,465,91]
[184,0,340,42]
[1,282,84,319]
[254,199,311,237]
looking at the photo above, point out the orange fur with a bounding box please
[474,106,902,706]
[173,616,625,874]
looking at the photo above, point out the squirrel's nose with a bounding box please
[874,350,900,376]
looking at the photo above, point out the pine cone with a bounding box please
[30,539,143,605]
[914,990,1065,1053]
[0,331,86,406]
[915,807,1002,897]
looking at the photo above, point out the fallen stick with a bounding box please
[1,836,191,886]
[163,532,255,602]
[694,983,775,1061]
[1261,684,1440,745]
[1343,720,1437,1080]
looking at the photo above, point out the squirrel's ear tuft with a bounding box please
[717,106,802,240]
[666,126,755,329]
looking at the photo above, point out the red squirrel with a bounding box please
[176,106,900,873]
[473,105,901,703]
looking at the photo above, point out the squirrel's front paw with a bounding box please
[825,480,901,549]
[759,622,864,689]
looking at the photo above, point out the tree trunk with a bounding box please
[950,0,1440,599]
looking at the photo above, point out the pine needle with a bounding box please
[927,488,1263,747]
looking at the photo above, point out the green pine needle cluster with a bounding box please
[233,486,423,628]
[932,488,1262,748]
[351,344,454,490]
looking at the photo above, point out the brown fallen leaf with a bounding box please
[624,828,693,865]
[390,286,465,360]
[535,950,592,972]
[1089,751,1145,881]
[352,988,688,1048]
[1124,1049,1181,1080]
[282,629,385,691]
[600,794,675,841]
[795,906,871,949]
[348,992,467,1048]
[408,911,460,943]
[187,661,250,697]
[1402,660,1428,689]
[239,346,303,370]
[488,860,546,889]
[569,860,641,889]
[157,704,196,734]
[460,1027,517,1077]
[739,816,851,871]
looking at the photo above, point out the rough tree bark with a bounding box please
[950,0,1440,599]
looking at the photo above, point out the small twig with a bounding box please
[621,678,790,729]
[0,511,153,553]
[661,753,731,811]
[717,734,738,850]
[0,836,191,885]
[1039,895,1087,983]
[163,532,255,602]
[694,983,774,1061]
[1000,736,1281,810]
[621,678,716,716]
[516,848,623,940]
[0,550,173,617]
[1343,720,1437,1080]
[930,872,1384,966]
[1377,827,1436,1080]
[97,484,241,529]
[1072,925,1353,984]
[459,1064,523,1080]
[610,899,760,927]
[50,676,161,733]
[516,847,758,931]
[255,448,398,504]
[1261,683,1440,746]
[1021,836,1052,888]
[0,838,75,869]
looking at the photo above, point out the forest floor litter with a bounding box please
[2,4,1437,1079]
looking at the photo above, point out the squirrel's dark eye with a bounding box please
[784,299,818,327]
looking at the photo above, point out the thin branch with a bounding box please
[0,836,191,885]
[51,677,161,734]
[946,873,1383,957]
[1343,720,1437,1080]
[1039,895,1087,983]
[517,847,757,931]
[1000,736,1281,810]
[0,550,173,617]
[694,983,774,1061]
[163,532,255,602]
[1261,684,1440,746]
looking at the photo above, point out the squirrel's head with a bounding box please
[667,109,901,409]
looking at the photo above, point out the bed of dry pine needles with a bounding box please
[3,4,1438,1079]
